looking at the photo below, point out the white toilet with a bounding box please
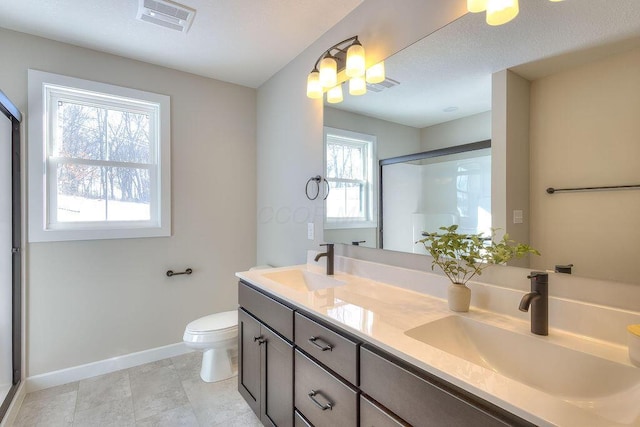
[183,310,238,382]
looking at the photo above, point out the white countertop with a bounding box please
[236,262,640,427]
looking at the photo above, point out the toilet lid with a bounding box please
[186,310,237,333]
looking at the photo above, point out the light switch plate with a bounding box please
[307,222,314,240]
[513,210,523,224]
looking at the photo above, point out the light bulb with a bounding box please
[365,61,385,84]
[327,85,343,104]
[306,70,322,99]
[319,56,337,88]
[346,41,366,77]
[486,0,519,26]
[467,0,488,13]
[349,76,367,96]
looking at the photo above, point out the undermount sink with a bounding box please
[262,269,346,291]
[405,315,640,425]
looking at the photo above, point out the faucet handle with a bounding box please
[527,271,549,284]
[319,243,334,248]
[527,271,547,279]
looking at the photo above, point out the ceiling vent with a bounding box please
[136,0,196,33]
[366,78,400,93]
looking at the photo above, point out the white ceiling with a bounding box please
[0,0,363,88]
[333,0,640,128]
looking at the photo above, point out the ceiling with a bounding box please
[332,0,640,128]
[0,0,363,88]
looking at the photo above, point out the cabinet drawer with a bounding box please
[360,346,519,427]
[360,395,408,427]
[294,350,358,427]
[239,281,294,341]
[294,312,359,384]
[294,410,313,427]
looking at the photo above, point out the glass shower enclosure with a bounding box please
[0,89,22,421]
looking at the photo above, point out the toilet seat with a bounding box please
[185,310,237,334]
[184,310,238,344]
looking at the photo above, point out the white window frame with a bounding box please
[324,127,377,229]
[28,69,171,242]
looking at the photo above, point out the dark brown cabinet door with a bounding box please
[261,326,294,427]
[238,306,294,427]
[238,308,261,417]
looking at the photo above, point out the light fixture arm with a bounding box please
[311,35,360,72]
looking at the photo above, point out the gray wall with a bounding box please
[0,28,257,376]
[420,111,491,151]
[529,47,640,283]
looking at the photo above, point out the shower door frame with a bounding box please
[0,90,22,421]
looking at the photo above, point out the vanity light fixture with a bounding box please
[306,35,386,103]
[327,85,344,104]
[486,0,519,26]
[468,0,563,26]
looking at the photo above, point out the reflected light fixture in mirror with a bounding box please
[349,76,367,96]
[306,35,385,104]
[365,61,385,84]
[468,0,564,26]
[327,85,343,104]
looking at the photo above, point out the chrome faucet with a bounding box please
[519,272,549,335]
[314,243,334,276]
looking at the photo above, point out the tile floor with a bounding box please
[12,352,262,427]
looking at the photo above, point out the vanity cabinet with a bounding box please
[238,280,533,427]
[238,283,294,427]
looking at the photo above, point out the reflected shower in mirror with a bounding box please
[323,0,640,284]
[380,142,491,254]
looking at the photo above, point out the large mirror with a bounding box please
[323,0,640,284]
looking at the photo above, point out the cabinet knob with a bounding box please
[253,335,266,345]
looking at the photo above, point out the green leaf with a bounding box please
[416,226,540,286]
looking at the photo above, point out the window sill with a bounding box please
[28,225,171,243]
[324,220,377,230]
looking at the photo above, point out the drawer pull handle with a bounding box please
[308,390,333,411]
[308,336,333,352]
[254,336,266,345]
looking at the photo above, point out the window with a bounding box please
[28,70,171,242]
[324,127,376,228]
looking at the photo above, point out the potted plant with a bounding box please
[417,225,540,312]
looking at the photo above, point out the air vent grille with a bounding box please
[137,0,195,33]
[367,78,400,93]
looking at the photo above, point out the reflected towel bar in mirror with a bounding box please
[546,184,640,194]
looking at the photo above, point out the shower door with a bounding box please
[0,90,21,421]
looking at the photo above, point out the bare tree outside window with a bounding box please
[324,128,375,224]
[54,101,153,222]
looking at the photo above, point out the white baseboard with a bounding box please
[0,382,26,427]
[26,342,193,393]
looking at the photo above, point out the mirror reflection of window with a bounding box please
[324,127,376,228]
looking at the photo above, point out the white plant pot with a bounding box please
[448,283,471,312]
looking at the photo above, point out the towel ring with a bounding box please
[305,175,322,200]
[322,178,330,200]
